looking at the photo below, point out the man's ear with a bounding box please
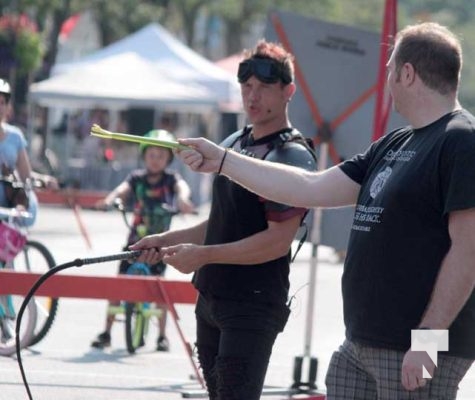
[284,82,296,101]
[401,62,416,86]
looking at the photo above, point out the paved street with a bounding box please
[1,204,474,400]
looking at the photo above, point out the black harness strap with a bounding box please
[228,126,317,262]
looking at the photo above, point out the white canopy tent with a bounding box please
[28,21,243,141]
[48,22,241,110]
[29,52,218,112]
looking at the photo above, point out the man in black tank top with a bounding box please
[131,40,316,399]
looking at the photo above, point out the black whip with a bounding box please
[15,250,142,400]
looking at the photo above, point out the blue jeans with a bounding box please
[195,292,290,400]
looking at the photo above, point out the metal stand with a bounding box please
[288,142,328,397]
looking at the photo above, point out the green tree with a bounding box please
[0,13,43,75]
[2,0,475,112]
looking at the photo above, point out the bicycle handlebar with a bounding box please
[113,197,179,215]
[0,206,32,220]
[112,197,181,230]
[0,175,45,190]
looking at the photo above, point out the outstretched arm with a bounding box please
[178,137,360,209]
[160,214,302,274]
[130,219,208,265]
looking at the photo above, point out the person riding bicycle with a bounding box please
[91,129,194,351]
[0,78,58,226]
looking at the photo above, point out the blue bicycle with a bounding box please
[123,263,162,354]
[108,198,175,354]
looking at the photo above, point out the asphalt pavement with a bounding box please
[1,204,474,400]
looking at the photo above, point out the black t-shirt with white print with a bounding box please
[339,109,475,358]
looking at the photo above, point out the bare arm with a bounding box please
[401,207,475,390]
[16,148,32,183]
[30,171,59,190]
[178,138,360,208]
[222,154,359,208]
[96,181,131,209]
[13,141,57,190]
[130,219,208,258]
[161,215,302,274]
[174,178,195,214]
[419,207,475,328]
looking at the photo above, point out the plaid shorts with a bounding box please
[325,339,473,400]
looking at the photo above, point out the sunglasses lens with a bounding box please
[237,61,253,83]
[254,60,279,83]
[237,58,290,84]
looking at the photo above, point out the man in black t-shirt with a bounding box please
[174,23,475,399]
[132,41,316,400]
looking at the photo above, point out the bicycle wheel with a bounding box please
[125,302,145,354]
[0,294,37,357]
[14,240,58,346]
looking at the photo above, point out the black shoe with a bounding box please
[156,336,169,352]
[91,331,111,349]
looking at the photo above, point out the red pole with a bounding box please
[372,0,398,141]
[271,13,324,128]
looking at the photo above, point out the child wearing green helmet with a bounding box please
[139,129,176,160]
[91,128,195,351]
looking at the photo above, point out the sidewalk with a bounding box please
[0,205,473,399]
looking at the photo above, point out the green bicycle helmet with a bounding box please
[140,129,176,163]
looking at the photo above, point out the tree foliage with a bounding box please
[0,13,43,76]
[2,0,475,110]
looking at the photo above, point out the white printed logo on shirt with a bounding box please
[370,166,392,199]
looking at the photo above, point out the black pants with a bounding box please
[195,293,290,400]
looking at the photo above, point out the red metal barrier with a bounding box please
[36,188,108,208]
[0,269,204,388]
[0,270,197,304]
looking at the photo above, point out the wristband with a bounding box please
[217,148,229,175]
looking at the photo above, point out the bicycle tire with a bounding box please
[125,302,145,354]
[15,240,59,346]
[0,295,37,357]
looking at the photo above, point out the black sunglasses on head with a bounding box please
[237,58,292,84]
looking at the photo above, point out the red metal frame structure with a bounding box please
[269,1,398,396]
[0,270,196,303]
[0,270,205,389]
[272,0,397,164]
[373,0,398,141]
